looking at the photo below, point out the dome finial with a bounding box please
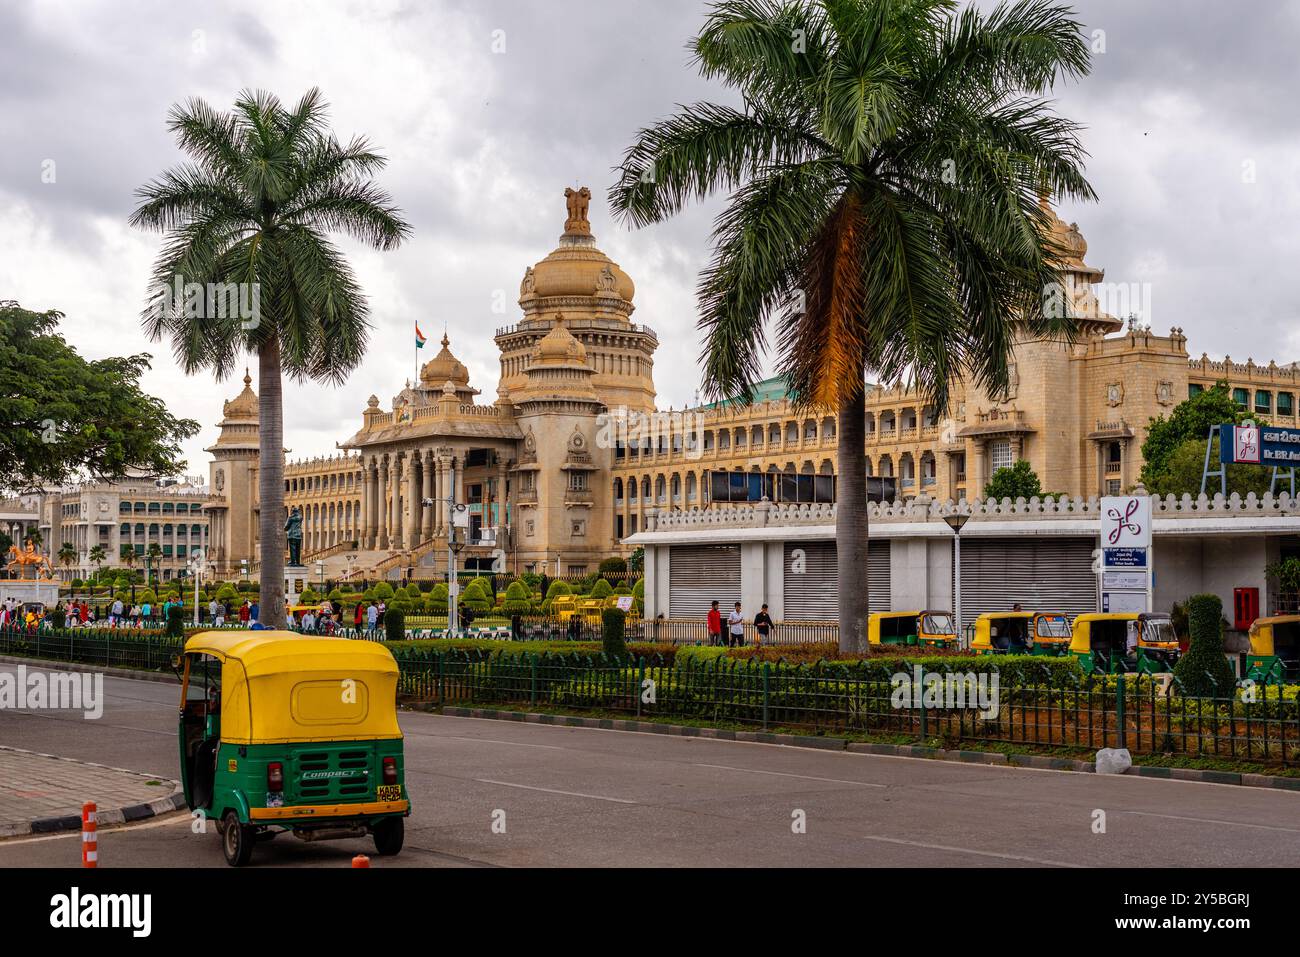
[563,186,592,236]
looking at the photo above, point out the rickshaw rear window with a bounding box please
[290,679,371,726]
[1036,615,1070,638]
[185,653,222,701]
[922,614,955,635]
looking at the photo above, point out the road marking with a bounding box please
[474,779,638,804]
[1121,810,1300,834]
[693,763,886,788]
[412,733,566,751]
[860,834,1083,867]
[0,811,190,846]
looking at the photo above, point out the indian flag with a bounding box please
[415,322,428,349]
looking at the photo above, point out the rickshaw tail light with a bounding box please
[382,757,397,785]
[267,761,284,791]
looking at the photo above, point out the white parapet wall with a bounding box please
[626,490,1300,627]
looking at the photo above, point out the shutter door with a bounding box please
[958,537,1096,620]
[669,545,741,618]
[782,540,891,620]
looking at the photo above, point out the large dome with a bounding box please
[526,237,635,302]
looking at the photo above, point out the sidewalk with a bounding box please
[0,746,186,838]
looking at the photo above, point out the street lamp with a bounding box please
[315,560,325,599]
[943,513,971,647]
[188,548,205,627]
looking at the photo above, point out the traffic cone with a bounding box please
[351,854,370,868]
[82,802,97,868]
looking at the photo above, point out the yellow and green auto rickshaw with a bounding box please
[970,612,1073,656]
[177,631,409,866]
[868,610,958,649]
[1245,615,1300,684]
[1070,613,1181,675]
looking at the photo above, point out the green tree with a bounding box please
[1172,593,1236,697]
[57,542,77,578]
[1142,383,1271,497]
[88,544,107,579]
[610,0,1095,652]
[130,88,411,633]
[145,542,163,584]
[0,302,198,494]
[983,460,1044,501]
[119,543,138,577]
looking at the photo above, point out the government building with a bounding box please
[38,188,1298,585]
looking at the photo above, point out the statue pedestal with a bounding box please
[2,579,60,608]
[285,566,308,607]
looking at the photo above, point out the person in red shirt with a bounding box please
[706,600,723,646]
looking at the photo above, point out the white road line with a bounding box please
[412,733,566,751]
[0,811,190,846]
[474,779,638,804]
[693,763,887,788]
[1121,809,1300,834]
[860,834,1083,867]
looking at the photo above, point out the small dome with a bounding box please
[222,369,258,420]
[419,333,470,387]
[1039,195,1102,282]
[533,313,588,363]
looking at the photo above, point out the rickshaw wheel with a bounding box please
[221,811,255,867]
[373,816,404,856]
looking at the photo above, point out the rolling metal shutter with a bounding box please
[782,540,891,620]
[669,545,741,618]
[957,537,1097,620]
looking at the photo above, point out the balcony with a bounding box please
[564,488,594,507]
[515,488,538,505]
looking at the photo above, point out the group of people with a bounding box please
[0,597,43,631]
[706,600,776,647]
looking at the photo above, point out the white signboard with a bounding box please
[1234,425,1261,464]
[1102,590,1148,614]
[1100,496,1151,549]
[1103,570,1148,590]
[451,503,470,528]
[615,596,634,612]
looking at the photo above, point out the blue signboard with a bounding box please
[1220,423,1300,466]
[1103,547,1147,568]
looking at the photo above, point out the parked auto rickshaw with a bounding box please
[1070,613,1181,674]
[1245,615,1300,684]
[970,612,1072,656]
[868,610,958,649]
[177,631,409,866]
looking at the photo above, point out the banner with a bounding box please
[1220,422,1300,466]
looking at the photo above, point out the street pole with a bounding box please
[943,513,970,648]
[446,468,459,636]
[191,549,201,627]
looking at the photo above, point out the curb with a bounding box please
[0,655,175,684]
[0,745,187,839]
[439,706,1296,791]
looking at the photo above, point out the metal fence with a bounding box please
[642,618,839,646]
[0,625,182,671]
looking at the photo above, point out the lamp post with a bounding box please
[943,513,971,647]
[188,548,205,627]
[315,560,325,602]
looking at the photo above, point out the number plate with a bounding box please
[376,784,402,802]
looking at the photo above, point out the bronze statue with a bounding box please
[5,540,53,580]
[564,186,591,234]
[285,507,304,566]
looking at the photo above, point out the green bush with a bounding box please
[602,608,628,658]
[327,587,345,602]
[215,583,239,603]
[51,606,66,629]
[590,578,613,600]
[385,608,406,642]
[500,580,534,615]
[373,582,395,600]
[403,583,422,600]
[299,587,320,604]
[599,556,627,580]
[1173,594,1237,697]
[461,577,490,613]
[137,588,158,606]
[545,580,572,600]
[165,604,185,638]
[632,578,645,600]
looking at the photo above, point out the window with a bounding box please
[1233,387,1249,408]
[566,565,587,577]
[568,471,588,492]
[1188,383,1204,398]
[1106,479,1121,495]
[1279,392,1294,416]
[1255,390,1272,415]
[990,439,1014,473]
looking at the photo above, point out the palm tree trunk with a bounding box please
[258,339,286,628]
[837,380,869,655]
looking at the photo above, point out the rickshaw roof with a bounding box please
[1074,613,1138,622]
[1252,615,1300,627]
[973,611,1035,621]
[183,631,398,678]
[872,610,953,618]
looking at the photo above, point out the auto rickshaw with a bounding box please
[1070,613,1181,674]
[970,612,1072,656]
[1245,615,1300,684]
[177,631,409,866]
[868,610,958,649]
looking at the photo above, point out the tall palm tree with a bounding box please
[58,541,76,582]
[88,544,106,580]
[611,0,1095,652]
[131,89,410,629]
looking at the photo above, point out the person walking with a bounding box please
[366,601,379,637]
[727,602,745,648]
[706,600,722,646]
[239,600,250,626]
[249,599,259,624]
[110,597,123,627]
[354,601,364,632]
[209,597,223,628]
[753,603,774,646]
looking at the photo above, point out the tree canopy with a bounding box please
[0,301,199,493]
[983,459,1050,501]
[1141,383,1270,497]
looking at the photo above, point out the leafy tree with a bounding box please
[119,544,138,575]
[628,546,644,575]
[0,302,199,494]
[57,542,77,576]
[598,556,627,580]
[88,544,107,578]
[145,542,163,583]
[983,460,1049,501]
[130,88,411,633]
[1141,382,1264,495]
[610,0,1095,652]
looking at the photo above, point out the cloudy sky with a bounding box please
[3,0,1299,478]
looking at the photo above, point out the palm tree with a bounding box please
[89,544,106,580]
[57,541,76,583]
[131,89,410,629]
[610,0,1095,652]
[146,542,163,586]
[119,543,139,602]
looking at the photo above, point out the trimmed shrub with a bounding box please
[214,583,239,604]
[632,578,645,600]
[385,608,406,642]
[165,604,185,638]
[601,608,628,658]
[299,587,320,604]
[545,580,572,600]
[1173,593,1237,697]
[137,588,158,606]
[500,580,534,615]
[373,582,395,601]
[590,578,613,600]
[598,556,627,580]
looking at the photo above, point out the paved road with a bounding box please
[3,665,1300,867]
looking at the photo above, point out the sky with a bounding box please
[3,0,1300,479]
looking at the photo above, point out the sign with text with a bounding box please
[1103,570,1148,590]
[1103,547,1147,568]
[1100,495,1151,614]
[1220,423,1300,466]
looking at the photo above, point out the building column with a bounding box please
[496,455,509,538]
[435,455,449,534]
[389,454,403,550]
[376,456,389,549]
[970,441,986,498]
[360,462,372,548]
[421,448,435,540]
[405,450,420,547]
